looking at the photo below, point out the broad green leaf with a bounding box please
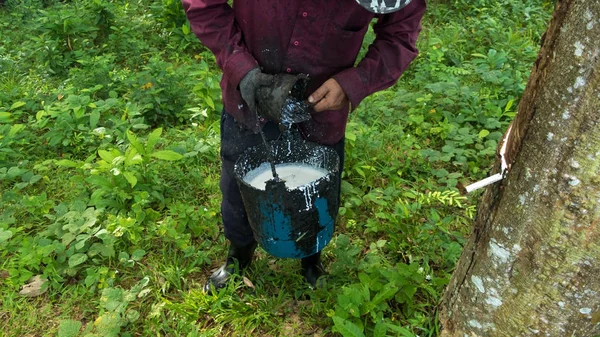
[138,276,150,287]
[479,129,490,138]
[126,309,140,322]
[126,130,145,155]
[205,95,215,109]
[370,284,399,307]
[10,101,26,110]
[75,236,90,250]
[86,175,112,189]
[68,253,88,268]
[151,150,183,161]
[101,287,125,311]
[29,175,42,184]
[332,317,365,337]
[345,131,357,142]
[124,150,143,166]
[181,23,190,35]
[58,319,82,337]
[88,242,115,258]
[94,312,122,336]
[123,171,137,188]
[0,112,11,123]
[90,110,100,129]
[373,321,387,337]
[385,323,414,337]
[55,159,79,168]
[118,251,129,261]
[98,149,117,163]
[505,99,514,112]
[0,229,13,243]
[146,128,162,154]
[7,166,26,178]
[131,249,146,261]
[9,124,25,137]
[62,233,76,246]
[15,182,29,190]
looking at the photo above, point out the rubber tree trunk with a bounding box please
[439,1,600,336]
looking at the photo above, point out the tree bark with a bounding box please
[439,0,600,336]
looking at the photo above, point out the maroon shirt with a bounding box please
[183,0,426,145]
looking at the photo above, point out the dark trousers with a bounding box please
[219,110,345,247]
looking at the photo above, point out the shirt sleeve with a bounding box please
[182,0,258,87]
[332,0,426,110]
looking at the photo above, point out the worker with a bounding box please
[182,0,426,293]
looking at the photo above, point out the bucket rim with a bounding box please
[233,138,340,192]
[237,168,335,192]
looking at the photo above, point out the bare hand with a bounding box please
[308,78,349,112]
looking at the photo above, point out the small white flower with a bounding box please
[426,274,432,281]
[418,267,424,274]
[110,168,121,176]
[93,127,106,135]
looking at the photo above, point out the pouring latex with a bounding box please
[251,73,312,183]
[234,73,341,258]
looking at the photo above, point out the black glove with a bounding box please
[256,73,311,125]
[239,68,274,115]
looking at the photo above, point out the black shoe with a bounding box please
[204,241,257,294]
[301,251,327,288]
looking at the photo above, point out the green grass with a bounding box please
[0,0,553,336]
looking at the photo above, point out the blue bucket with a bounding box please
[234,137,340,259]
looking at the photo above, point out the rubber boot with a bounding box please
[301,251,327,288]
[204,241,257,295]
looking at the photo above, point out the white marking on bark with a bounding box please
[574,41,584,56]
[562,110,570,119]
[468,320,483,329]
[558,301,565,308]
[570,160,580,169]
[580,307,592,315]
[485,296,503,307]
[574,76,585,89]
[547,132,554,141]
[472,275,485,293]
[568,176,581,186]
[489,239,510,263]
[587,21,595,30]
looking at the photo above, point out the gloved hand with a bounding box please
[239,68,275,115]
[256,73,311,125]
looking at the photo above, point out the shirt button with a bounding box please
[302,12,308,17]
[293,41,299,46]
